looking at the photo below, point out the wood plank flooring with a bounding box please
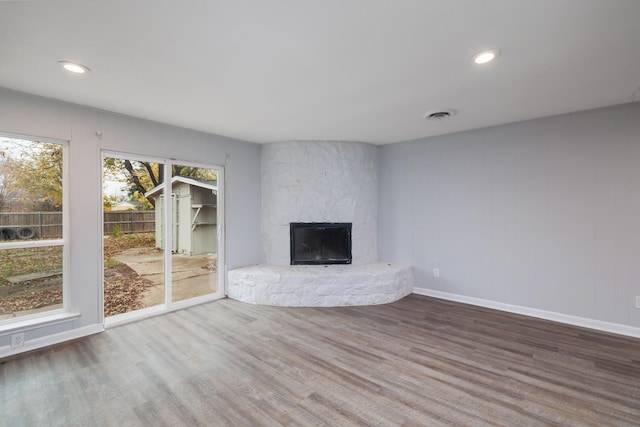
[1,294,639,426]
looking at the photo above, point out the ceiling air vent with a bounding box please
[423,109,457,121]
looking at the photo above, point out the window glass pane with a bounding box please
[0,246,63,320]
[1,137,63,241]
[103,157,164,317]
[1,136,65,322]
[170,165,218,302]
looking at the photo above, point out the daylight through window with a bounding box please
[0,134,67,322]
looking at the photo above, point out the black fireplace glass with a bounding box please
[290,222,352,265]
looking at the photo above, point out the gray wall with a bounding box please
[379,102,640,329]
[0,88,261,349]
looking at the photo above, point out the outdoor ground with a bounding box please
[102,233,158,316]
[0,233,157,319]
[1,233,217,320]
[113,247,217,307]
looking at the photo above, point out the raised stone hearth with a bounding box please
[228,263,413,307]
[229,140,414,307]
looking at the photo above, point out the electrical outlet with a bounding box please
[636,296,640,309]
[10,333,24,349]
[433,268,440,278]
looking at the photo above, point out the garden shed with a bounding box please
[145,177,217,256]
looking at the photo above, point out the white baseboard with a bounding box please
[413,288,640,339]
[0,324,104,359]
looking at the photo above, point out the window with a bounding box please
[0,134,67,323]
[102,152,224,325]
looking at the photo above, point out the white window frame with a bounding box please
[0,132,70,330]
[101,151,225,327]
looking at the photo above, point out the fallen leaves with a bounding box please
[103,233,157,317]
[103,262,154,317]
[0,233,157,316]
[0,246,62,285]
[103,233,155,259]
[0,288,62,313]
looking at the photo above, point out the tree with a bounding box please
[0,148,10,211]
[103,158,216,208]
[0,138,62,212]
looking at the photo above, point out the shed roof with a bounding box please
[144,176,217,199]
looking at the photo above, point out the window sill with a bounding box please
[0,311,81,334]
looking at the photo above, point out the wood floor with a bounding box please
[1,294,639,426]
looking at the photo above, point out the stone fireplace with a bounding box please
[228,141,413,306]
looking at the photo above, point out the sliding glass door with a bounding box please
[102,152,224,324]
[169,164,220,304]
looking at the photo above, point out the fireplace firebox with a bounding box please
[290,222,352,265]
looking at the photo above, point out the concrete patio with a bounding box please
[114,247,217,306]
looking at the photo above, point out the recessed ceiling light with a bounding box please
[471,49,500,65]
[58,61,90,74]
[423,109,457,121]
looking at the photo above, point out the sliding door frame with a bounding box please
[101,151,225,327]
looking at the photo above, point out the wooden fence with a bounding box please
[103,211,155,235]
[0,211,155,240]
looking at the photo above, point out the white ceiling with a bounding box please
[1,0,639,144]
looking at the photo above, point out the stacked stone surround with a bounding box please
[228,140,413,307]
[261,141,378,265]
[228,263,413,307]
